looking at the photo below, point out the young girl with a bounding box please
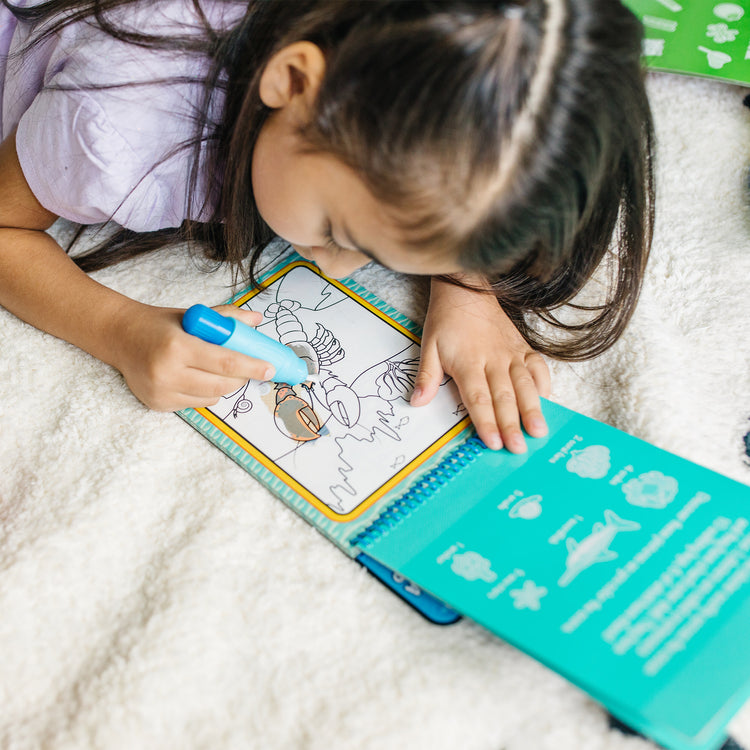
[0,0,654,454]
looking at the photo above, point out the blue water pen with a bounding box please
[182,304,311,386]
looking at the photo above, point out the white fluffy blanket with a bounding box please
[1,73,750,750]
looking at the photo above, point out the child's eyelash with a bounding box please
[323,222,342,251]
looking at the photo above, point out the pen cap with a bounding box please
[182,304,233,345]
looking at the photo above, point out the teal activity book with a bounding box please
[179,255,750,750]
[623,0,750,85]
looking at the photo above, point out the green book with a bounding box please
[179,256,750,750]
[624,0,750,84]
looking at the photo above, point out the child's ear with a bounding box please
[259,42,326,113]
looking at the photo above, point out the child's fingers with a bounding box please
[183,307,273,381]
[128,364,253,413]
[525,351,551,399]
[213,304,263,328]
[410,344,444,407]
[508,361,547,439]
[176,370,255,403]
[123,305,271,411]
[482,369,528,453]
[187,337,275,383]
[451,367,506,451]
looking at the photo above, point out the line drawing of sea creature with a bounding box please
[375,357,420,400]
[219,382,254,420]
[350,348,419,399]
[265,299,317,371]
[265,299,344,376]
[273,383,323,441]
[313,369,361,428]
[309,323,345,368]
[557,509,640,588]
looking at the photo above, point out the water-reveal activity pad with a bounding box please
[178,256,750,750]
[624,0,750,85]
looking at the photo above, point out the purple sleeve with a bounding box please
[12,13,217,232]
[16,88,179,229]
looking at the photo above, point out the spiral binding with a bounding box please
[351,436,486,549]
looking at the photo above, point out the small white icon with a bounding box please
[509,580,548,611]
[698,45,733,69]
[508,494,543,520]
[566,445,611,479]
[392,573,421,596]
[642,15,678,32]
[643,38,666,57]
[558,509,640,587]
[655,0,683,11]
[451,551,497,583]
[713,3,744,22]
[621,470,679,508]
[706,22,740,43]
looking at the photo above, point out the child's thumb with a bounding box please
[410,347,443,407]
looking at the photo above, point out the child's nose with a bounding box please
[309,247,369,279]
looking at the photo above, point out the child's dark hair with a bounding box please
[5,0,654,360]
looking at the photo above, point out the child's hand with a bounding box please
[411,276,550,453]
[112,304,272,411]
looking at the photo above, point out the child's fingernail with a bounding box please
[411,386,423,403]
[263,367,275,381]
[486,432,503,450]
[510,435,527,452]
[530,418,548,435]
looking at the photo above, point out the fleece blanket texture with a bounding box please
[1,72,750,750]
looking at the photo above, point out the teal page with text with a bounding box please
[355,401,750,750]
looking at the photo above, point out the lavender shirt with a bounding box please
[0,1,240,230]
